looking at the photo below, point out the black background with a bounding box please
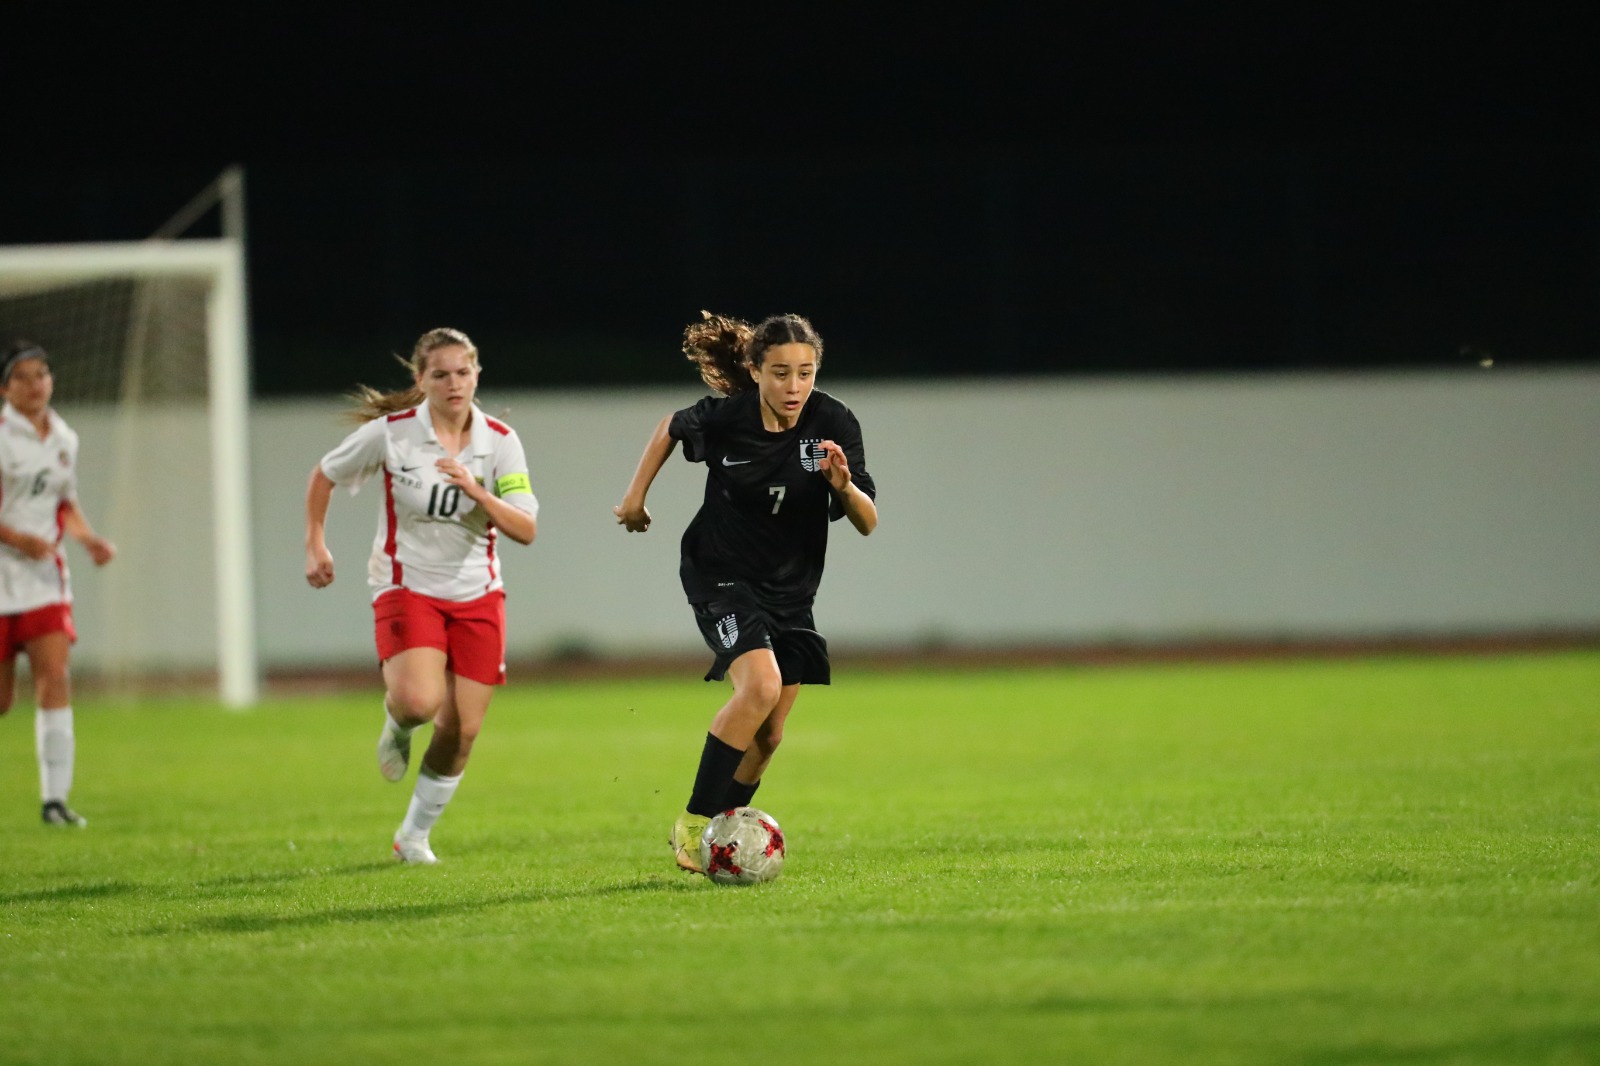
[5,8,1596,396]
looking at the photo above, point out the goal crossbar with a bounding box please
[0,239,258,707]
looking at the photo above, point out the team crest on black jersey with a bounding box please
[715,614,739,648]
[799,439,824,472]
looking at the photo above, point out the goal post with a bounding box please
[0,238,259,707]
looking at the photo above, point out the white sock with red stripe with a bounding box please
[35,706,75,803]
[398,767,462,839]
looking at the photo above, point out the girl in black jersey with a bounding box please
[614,311,878,874]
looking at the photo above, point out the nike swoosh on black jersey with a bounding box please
[721,457,752,466]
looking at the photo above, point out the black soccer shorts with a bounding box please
[691,590,831,686]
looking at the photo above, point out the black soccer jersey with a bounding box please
[669,388,876,608]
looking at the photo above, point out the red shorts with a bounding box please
[373,588,506,686]
[0,602,76,661]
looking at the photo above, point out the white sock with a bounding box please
[35,706,75,803]
[398,768,462,839]
[383,708,419,743]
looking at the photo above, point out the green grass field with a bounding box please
[3,652,1597,1065]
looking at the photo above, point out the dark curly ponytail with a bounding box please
[682,311,823,396]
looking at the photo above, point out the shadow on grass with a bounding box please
[1299,1023,1600,1064]
[0,880,140,905]
[191,861,396,889]
[4,862,402,907]
[144,876,693,936]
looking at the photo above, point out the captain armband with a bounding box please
[495,472,532,497]
[496,472,538,518]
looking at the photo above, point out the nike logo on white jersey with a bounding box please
[721,457,752,466]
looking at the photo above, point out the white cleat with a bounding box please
[377,721,411,783]
[392,832,438,865]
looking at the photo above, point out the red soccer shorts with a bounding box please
[373,588,506,686]
[0,602,77,662]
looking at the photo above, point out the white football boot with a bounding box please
[392,831,438,865]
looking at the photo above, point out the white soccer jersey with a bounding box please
[320,402,538,602]
[0,401,81,614]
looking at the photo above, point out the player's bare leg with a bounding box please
[711,650,783,749]
[377,647,448,782]
[26,633,84,826]
[725,682,799,809]
[0,658,15,716]
[420,672,491,778]
[394,672,491,863]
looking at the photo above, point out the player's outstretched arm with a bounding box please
[60,501,116,565]
[818,439,877,536]
[614,415,677,533]
[304,464,336,588]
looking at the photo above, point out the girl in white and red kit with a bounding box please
[0,340,117,827]
[304,328,538,863]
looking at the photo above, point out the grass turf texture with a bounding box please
[2,652,1597,1065]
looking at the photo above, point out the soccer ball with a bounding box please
[699,806,786,885]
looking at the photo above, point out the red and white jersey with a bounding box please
[0,401,80,614]
[320,401,538,602]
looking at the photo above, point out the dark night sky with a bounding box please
[5,8,1597,395]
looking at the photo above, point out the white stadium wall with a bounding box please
[57,368,1600,674]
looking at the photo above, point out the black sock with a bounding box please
[686,733,746,817]
[723,778,761,810]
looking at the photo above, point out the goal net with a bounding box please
[0,240,258,706]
